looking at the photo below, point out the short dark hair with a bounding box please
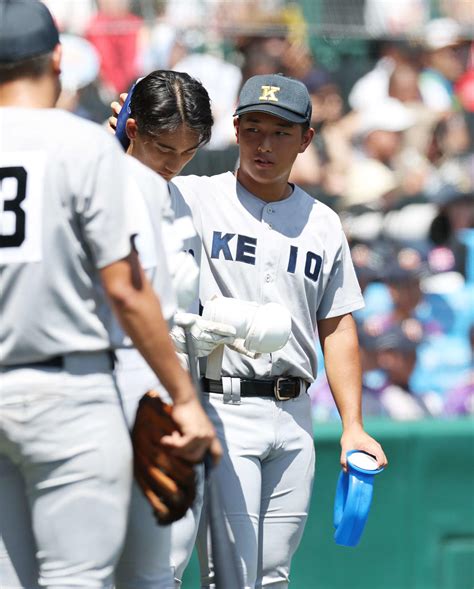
[130,70,213,147]
[300,122,310,135]
[0,52,52,84]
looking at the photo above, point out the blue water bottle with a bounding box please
[333,450,384,547]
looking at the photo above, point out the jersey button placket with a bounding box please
[263,206,274,230]
[260,205,280,296]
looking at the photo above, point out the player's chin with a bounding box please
[249,164,280,182]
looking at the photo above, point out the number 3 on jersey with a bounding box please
[0,152,45,264]
[0,167,26,248]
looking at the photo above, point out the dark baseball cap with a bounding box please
[0,0,59,64]
[234,74,312,125]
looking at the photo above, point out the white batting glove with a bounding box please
[171,313,237,358]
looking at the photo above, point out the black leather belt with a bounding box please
[2,352,115,370]
[201,377,305,401]
[3,355,65,369]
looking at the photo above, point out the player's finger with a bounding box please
[161,433,214,463]
[360,442,387,468]
[111,101,121,116]
[372,448,388,468]
[119,93,128,106]
[201,322,237,337]
[339,450,348,472]
[209,437,223,465]
[108,115,117,132]
[199,332,235,345]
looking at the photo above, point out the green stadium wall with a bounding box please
[182,418,474,589]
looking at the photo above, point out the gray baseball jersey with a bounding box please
[168,181,202,315]
[126,156,177,319]
[0,108,131,364]
[171,171,364,381]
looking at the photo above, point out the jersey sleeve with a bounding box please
[79,140,132,269]
[317,228,365,320]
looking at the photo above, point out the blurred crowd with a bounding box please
[44,0,474,420]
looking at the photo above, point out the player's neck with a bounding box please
[0,78,59,108]
[236,168,293,203]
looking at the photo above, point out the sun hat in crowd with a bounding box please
[358,98,415,137]
[422,18,461,52]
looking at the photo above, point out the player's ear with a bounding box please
[126,118,138,141]
[299,126,315,153]
[233,117,240,144]
[51,43,62,75]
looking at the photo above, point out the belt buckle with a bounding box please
[274,377,297,401]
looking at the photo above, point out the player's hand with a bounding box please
[339,423,387,472]
[108,93,128,132]
[162,396,222,464]
[171,313,237,358]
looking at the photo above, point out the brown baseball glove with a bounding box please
[131,390,196,525]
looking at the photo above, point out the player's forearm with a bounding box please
[101,254,195,405]
[318,314,364,429]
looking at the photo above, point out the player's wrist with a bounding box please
[341,418,364,432]
[170,383,199,406]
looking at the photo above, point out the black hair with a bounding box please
[0,52,52,84]
[130,70,213,147]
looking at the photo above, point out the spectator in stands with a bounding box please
[240,48,282,83]
[357,319,389,417]
[364,0,429,38]
[163,32,241,149]
[43,0,96,35]
[85,0,145,99]
[419,18,464,112]
[349,41,420,111]
[287,46,347,199]
[341,98,414,208]
[371,321,442,419]
[357,99,415,168]
[55,34,100,121]
[377,247,454,337]
[426,111,472,177]
[444,326,474,416]
[389,63,422,104]
[428,184,474,277]
[350,242,388,293]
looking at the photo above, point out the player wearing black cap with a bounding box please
[167,73,388,588]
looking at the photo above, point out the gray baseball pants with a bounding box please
[0,353,132,589]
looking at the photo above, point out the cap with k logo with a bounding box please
[234,74,312,125]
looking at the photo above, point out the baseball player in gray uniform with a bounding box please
[110,71,288,587]
[168,74,388,588]
[110,71,236,589]
[0,3,220,588]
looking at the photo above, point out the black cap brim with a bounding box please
[233,104,308,124]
